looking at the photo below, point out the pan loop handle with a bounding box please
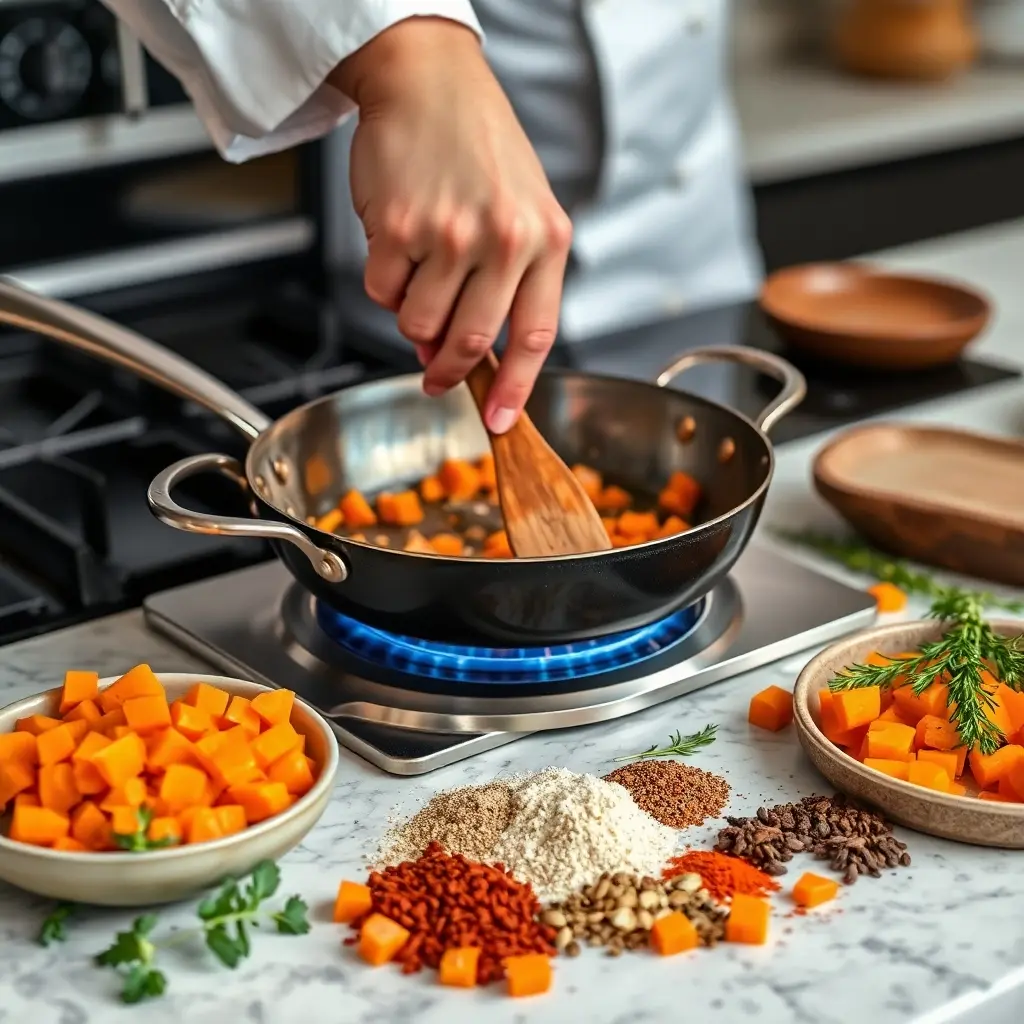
[655,346,807,434]
[147,453,349,584]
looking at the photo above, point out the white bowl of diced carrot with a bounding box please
[792,619,1024,848]
[0,667,339,905]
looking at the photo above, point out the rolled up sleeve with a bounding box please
[101,0,483,161]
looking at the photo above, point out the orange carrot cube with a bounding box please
[650,911,699,955]
[358,913,410,967]
[37,763,80,815]
[724,894,770,945]
[439,946,481,988]
[99,664,164,713]
[183,682,231,719]
[863,758,911,782]
[866,582,907,613]
[147,816,182,846]
[748,686,794,732]
[907,760,949,793]
[71,801,111,849]
[59,670,100,715]
[16,715,62,735]
[970,744,1024,791]
[9,804,70,846]
[339,489,378,528]
[221,696,262,737]
[333,880,373,924]
[123,694,172,735]
[0,731,37,767]
[170,701,213,740]
[792,872,840,909]
[250,689,295,729]
[504,953,553,997]
[865,723,916,761]
[833,687,881,732]
[0,759,36,807]
[36,724,77,766]
[916,749,959,782]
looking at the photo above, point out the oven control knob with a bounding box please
[0,17,93,121]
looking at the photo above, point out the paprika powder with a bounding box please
[662,850,780,902]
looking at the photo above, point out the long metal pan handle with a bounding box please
[148,453,348,583]
[0,279,270,441]
[655,345,807,434]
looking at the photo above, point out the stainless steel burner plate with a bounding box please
[144,546,876,774]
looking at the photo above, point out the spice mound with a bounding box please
[716,793,911,884]
[543,870,727,957]
[349,841,555,984]
[491,768,679,902]
[603,759,730,828]
[373,780,514,867]
[663,850,780,902]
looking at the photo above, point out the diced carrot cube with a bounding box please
[314,508,344,534]
[748,685,794,732]
[99,664,164,713]
[866,582,907,613]
[88,733,145,788]
[16,715,62,735]
[1006,759,1024,802]
[893,681,948,724]
[970,744,1024,791]
[221,696,262,736]
[907,760,949,793]
[595,485,632,513]
[874,705,912,727]
[184,807,224,844]
[51,836,87,852]
[100,777,147,812]
[650,910,699,955]
[865,723,916,761]
[0,759,36,807]
[208,738,261,788]
[9,805,70,846]
[504,953,553,997]
[429,533,464,556]
[123,694,172,735]
[358,913,410,967]
[654,515,689,539]
[663,471,702,516]
[724,894,771,945]
[14,792,39,809]
[617,511,659,539]
[36,724,77,766]
[378,490,423,527]
[158,763,209,814]
[147,816,182,845]
[267,747,316,796]
[183,682,231,720]
[419,475,445,503]
[226,781,290,823]
[0,731,37,766]
[251,722,302,769]
[833,687,881,731]
[333,880,373,923]
[339,489,377,528]
[916,749,959,782]
[96,708,126,736]
[996,683,1024,736]
[170,701,213,740]
[64,699,102,727]
[59,671,100,716]
[38,763,81,815]
[571,464,603,502]
[439,460,481,501]
[439,946,481,988]
[145,728,195,772]
[250,689,295,729]
[213,805,247,836]
[863,758,911,782]
[71,801,111,849]
[792,872,840,909]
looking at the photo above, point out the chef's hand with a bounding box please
[330,18,572,435]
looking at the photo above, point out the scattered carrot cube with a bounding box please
[650,910,699,955]
[36,723,77,766]
[865,723,916,761]
[439,460,480,500]
[477,453,496,490]
[483,530,513,559]
[208,738,261,788]
[439,946,481,988]
[748,686,794,732]
[664,471,702,516]
[970,744,1024,791]
[946,781,968,797]
[863,758,911,782]
[874,705,912,727]
[333,880,373,923]
[833,687,881,731]
[429,533,464,556]
[95,708,126,736]
[595,485,632,513]
[914,715,960,752]
[654,515,689,539]
[314,508,344,534]
[250,689,295,729]
[907,760,949,793]
[419,475,445,503]
[617,511,659,539]
[123,693,172,735]
[378,490,423,527]
[16,715,62,735]
[59,670,100,715]
[340,489,377,528]
[792,872,840,909]
[183,682,231,720]
[99,664,164,713]
[1005,760,1024,802]
[725,894,771,945]
[916,749,959,782]
[571,464,603,502]
[358,913,410,966]
[9,805,69,846]
[504,953,552,998]
[867,582,907,613]
[38,763,80,815]
[995,683,1024,736]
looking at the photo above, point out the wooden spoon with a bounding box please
[464,354,612,557]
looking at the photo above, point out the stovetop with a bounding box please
[145,547,877,774]
[0,277,1017,646]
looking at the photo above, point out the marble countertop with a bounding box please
[3,223,1024,1022]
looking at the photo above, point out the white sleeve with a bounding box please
[100,1,483,162]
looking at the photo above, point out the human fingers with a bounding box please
[363,233,415,312]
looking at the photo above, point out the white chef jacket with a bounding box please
[101,0,762,342]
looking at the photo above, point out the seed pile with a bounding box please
[603,760,730,829]
[542,870,727,956]
[373,780,515,866]
[662,850,780,901]
[492,768,679,902]
[348,841,555,983]
[716,794,911,884]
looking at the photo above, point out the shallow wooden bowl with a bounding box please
[793,619,1024,848]
[760,263,990,370]
[0,673,339,906]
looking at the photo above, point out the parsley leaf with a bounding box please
[38,902,75,947]
[272,897,311,936]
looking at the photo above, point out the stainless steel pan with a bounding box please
[0,281,805,645]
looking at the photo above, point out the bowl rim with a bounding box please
[793,618,1024,817]
[759,262,992,344]
[0,672,340,863]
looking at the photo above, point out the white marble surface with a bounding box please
[2,222,1024,1022]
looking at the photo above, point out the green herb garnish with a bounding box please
[110,806,178,853]
[778,530,1024,753]
[94,861,309,1003]
[614,723,718,762]
[38,902,75,946]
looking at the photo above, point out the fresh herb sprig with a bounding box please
[38,902,75,947]
[111,806,179,853]
[778,530,1024,753]
[614,723,718,762]
[95,861,309,1004]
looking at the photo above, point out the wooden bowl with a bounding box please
[813,423,1024,587]
[760,263,991,370]
[793,619,1024,848]
[0,673,340,906]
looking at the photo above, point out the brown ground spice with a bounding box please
[603,760,730,828]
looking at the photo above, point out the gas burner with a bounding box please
[315,602,704,684]
[144,546,878,775]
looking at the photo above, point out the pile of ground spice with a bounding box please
[372,779,515,867]
[662,850,780,902]
[715,793,911,884]
[491,768,680,902]
[347,840,555,983]
[603,760,730,828]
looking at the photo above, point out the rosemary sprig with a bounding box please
[778,530,1024,753]
[613,724,717,762]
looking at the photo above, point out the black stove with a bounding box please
[0,281,1017,646]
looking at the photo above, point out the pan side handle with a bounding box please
[147,453,348,583]
[0,279,270,441]
[654,346,807,435]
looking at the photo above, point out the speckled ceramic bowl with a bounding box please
[793,619,1024,848]
[0,673,339,905]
